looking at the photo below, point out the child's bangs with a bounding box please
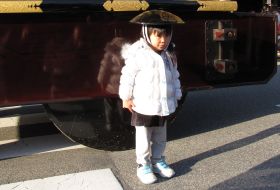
[148,25,172,36]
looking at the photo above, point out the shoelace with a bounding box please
[157,160,169,169]
[140,165,153,174]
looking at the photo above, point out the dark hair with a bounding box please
[146,24,172,37]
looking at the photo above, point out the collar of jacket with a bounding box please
[121,38,167,60]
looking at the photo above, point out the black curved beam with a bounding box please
[39,0,200,12]
[0,0,242,13]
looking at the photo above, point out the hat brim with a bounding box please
[130,10,185,25]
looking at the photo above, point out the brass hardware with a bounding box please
[0,0,42,13]
[103,0,149,11]
[197,0,238,12]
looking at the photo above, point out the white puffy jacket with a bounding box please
[119,38,182,116]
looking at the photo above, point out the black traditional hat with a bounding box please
[130,10,185,25]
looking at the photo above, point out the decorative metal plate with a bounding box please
[0,0,42,13]
[197,0,238,12]
[103,0,149,11]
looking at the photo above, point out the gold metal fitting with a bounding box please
[103,0,149,11]
[0,0,42,13]
[197,0,238,12]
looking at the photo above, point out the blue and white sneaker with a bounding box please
[137,164,157,184]
[153,160,175,178]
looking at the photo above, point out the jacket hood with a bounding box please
[121,38,152,61]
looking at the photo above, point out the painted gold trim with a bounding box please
[0,0,43,13]
[103,0,149,11]
[198,1,238,12]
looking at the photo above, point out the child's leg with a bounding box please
[135,126,157,184]
[151,125,167,164]
[135,126,153,165]
[150,123,175,178]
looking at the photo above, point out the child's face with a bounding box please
[149,31,171,52]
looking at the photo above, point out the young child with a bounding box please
[119,23,182,184]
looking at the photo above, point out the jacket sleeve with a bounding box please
[173,63,182,100]
[118,54,139,101]
[168,51,182,100]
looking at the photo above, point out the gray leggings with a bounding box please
[135,124,167,165]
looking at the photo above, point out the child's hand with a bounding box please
[122,99,135,112]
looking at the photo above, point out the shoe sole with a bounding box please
[154,170,175,178]
[137,175,157,184]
